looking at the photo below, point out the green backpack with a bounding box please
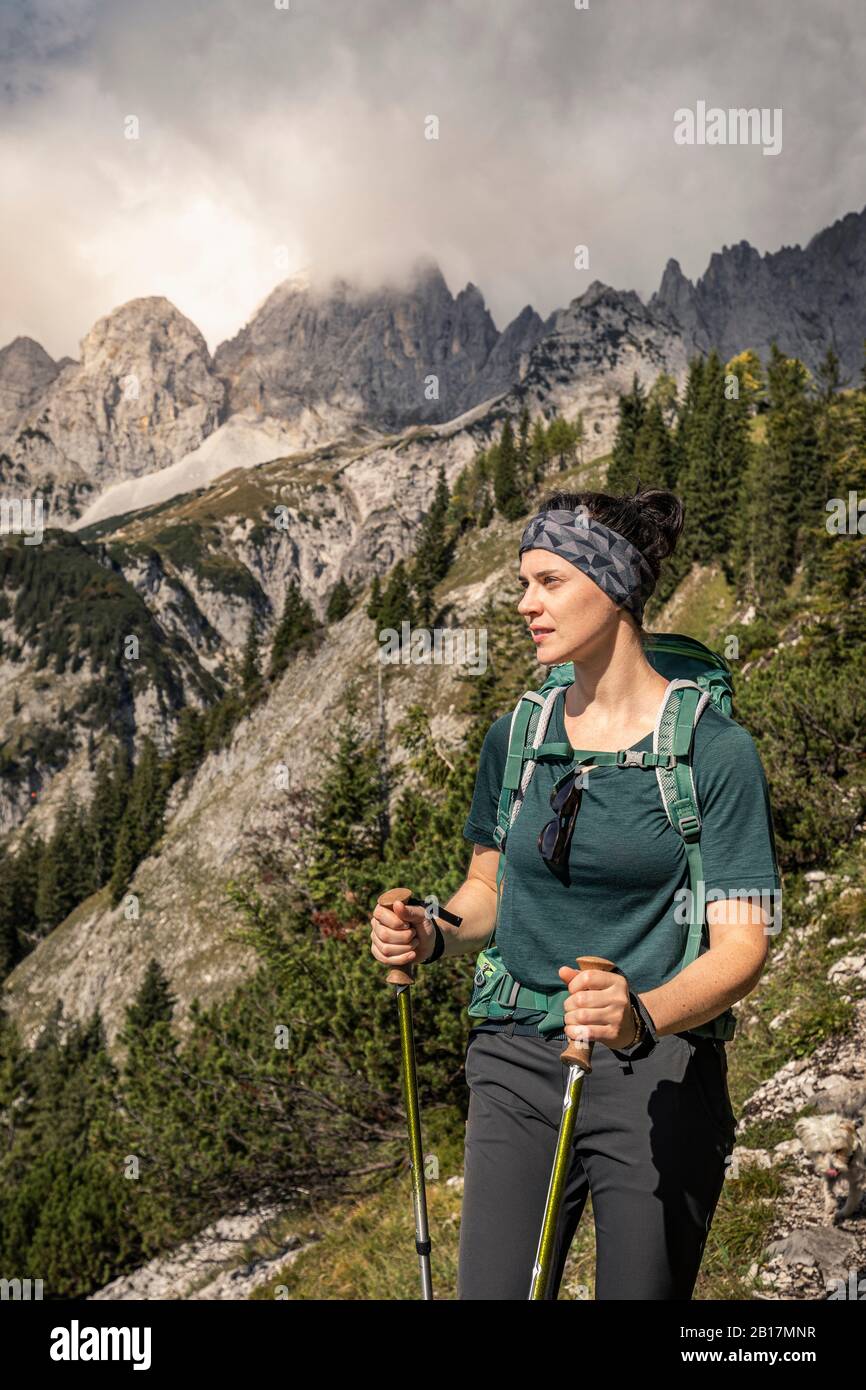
[467,632,737,1042]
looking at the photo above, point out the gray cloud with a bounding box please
[2,0,865,360]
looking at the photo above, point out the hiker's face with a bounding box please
[517,550,620,661]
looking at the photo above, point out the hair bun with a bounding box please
[631,486,685,562]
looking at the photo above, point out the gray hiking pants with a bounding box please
[457,1022,736,1300]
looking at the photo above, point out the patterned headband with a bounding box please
[518,506,656,623]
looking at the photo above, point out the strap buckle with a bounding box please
[677,812,701,839]
[616,749,647,768]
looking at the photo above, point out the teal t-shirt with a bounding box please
[462,689,782,996]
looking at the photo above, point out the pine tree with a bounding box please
[725,350,766,412]
[64,792,96,905]
[109,738,166,905]
[268,580,318,681]
[493,419,524,520]
[546,417,578,474]
[812,355,866,640]
[109,818,138,908]
[167,709,205,784]
[766,344,818,575]
[303,682,387,925]
[730,429,783,607]
[802,381,850,594]
[529,419,550,484]
[676,350,728,562]
[856,335,866,443]
[632,397,674,490]
[816,344,844,403]
[35,793,94,932]
[573,412,585,470]
[411,463,454,625]
[0,852,23,979]
[671,356,705,488]
[202,690,245,755]
[730,346,817,609]
[123,958,176,1037]
[377,561,416,644]
[325,577,353,623]
[34,839,62,933]
[6,828,42,953]
[366,574,384,626]
[716,358,753,582]
[447,451,493,532]
[607,375,647,492]
[240,617,262,697]
[516,406,532,490]
[649,371,679,426]
[87,745,131,888]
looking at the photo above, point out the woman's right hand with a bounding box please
[370,896,437,968]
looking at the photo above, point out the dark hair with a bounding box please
[534,482,685,627]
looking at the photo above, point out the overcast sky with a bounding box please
[2,0,865,361]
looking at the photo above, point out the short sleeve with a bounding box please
[694,720,782,899]
[462,714,511,849]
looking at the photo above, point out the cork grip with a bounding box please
[379,887,417,986]
[560,955,616,1072]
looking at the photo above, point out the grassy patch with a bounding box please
[250,1105,466,1300]
[695,1158,790,1299]
[438,524,517,594]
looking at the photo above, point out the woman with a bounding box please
[370,486,781,1300]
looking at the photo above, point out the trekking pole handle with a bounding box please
[377,887,416,986]
[560,955,616,1072]
[378,886,464,985]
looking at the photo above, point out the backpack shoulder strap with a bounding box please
[493,684,568,852]
[653,680,711,968]
[486,684,568,952]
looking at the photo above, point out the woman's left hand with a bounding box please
[558,964,637,1049]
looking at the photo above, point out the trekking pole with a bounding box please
[528,954,616,1300]
[378,886,462,1301]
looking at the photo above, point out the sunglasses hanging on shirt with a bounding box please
[538,763,594,869]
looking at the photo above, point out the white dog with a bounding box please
[795,1114,866,1224]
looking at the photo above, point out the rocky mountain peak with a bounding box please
[0,297,224,522]
[576,278,630,310]
[79,295,214,371]
[0,335,63,439]
[212,256,506,430]
[650,204,866,377]
[547,279,653,334]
